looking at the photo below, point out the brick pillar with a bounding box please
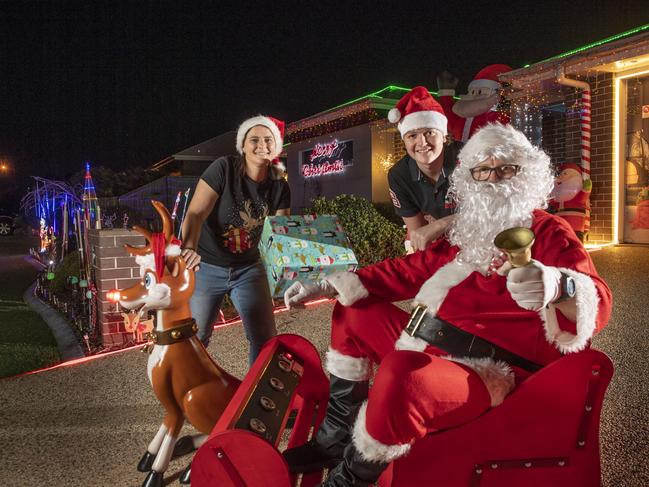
[587,73,614,243]
[89,228,145,347]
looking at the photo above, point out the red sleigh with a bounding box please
[191,335,613,487]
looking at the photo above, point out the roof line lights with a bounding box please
[326,85,444,113]
[527,23,649,67]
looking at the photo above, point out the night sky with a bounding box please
[1,0,648,185]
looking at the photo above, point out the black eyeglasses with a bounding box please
[469,164,521,181]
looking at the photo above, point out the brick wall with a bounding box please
[392,131,407,161]
[541,107,566,165]
[89,228,145,346]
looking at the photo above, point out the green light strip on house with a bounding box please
[527,23,649,66]
[326,85,446,113]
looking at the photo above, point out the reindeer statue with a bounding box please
[115,200,240,487]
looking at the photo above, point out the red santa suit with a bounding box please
[439,64,512,143]
[321,209,611,461]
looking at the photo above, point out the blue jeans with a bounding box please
[190,260,276,366]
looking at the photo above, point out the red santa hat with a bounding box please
[558,162,582,173]
[467,64,512,92]
[388,86,447,138]
[236,115,285,160]
[135,232,182,280]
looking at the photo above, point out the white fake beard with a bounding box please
[448,169,553,271]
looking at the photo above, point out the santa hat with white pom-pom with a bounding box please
[388,86,448,139]
[236,115,287,174]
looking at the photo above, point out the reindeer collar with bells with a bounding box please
[145,318,199,351]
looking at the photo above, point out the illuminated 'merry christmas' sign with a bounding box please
[301,139,353,178]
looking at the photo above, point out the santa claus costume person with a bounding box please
[282,124,612,486]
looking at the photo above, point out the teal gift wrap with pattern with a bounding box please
[259,215,359,298]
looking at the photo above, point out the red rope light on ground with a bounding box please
[4,298,335,379]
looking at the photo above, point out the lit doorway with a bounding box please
[621,72,649,243]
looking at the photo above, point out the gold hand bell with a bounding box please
[494,227,536,267]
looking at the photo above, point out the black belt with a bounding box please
[405,306,543,373]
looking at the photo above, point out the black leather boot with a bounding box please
[319,442,389,486]
[283,375,369,473]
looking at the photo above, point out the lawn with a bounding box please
[0,235,60,378]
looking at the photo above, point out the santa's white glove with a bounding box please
[506,260,562,311]
[284,280,337,309]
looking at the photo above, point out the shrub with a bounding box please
[50,251,81,295]
[372,201,403,226]
[307,195,405,266]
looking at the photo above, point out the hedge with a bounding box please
[307,195,405,266]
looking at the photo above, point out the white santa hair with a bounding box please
[447,123,555,270]
[388,86,447,138]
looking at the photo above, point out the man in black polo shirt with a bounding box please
[387,86,461,252]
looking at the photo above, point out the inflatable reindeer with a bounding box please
[116,201,240,487]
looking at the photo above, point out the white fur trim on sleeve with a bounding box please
[395,330,428,352]
[323,272,369,307]
[413,260,473,315]
[325,348,371,381]
[352,402,411,463]
[538,267,599,354]
[446,356,514,407]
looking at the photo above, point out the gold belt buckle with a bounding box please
[406,305,428,337]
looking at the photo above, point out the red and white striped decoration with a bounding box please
[580,89,592,234]
[580,90,591,181]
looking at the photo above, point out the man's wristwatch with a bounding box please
[555,272,576,303]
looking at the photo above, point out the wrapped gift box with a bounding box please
[259,215,359,298]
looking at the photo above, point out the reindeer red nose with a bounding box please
[106,289,121,302]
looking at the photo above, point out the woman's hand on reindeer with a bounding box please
[181,247,201,271]
[284,280,336,309]
[506,260,562,311]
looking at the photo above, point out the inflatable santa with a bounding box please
[631,186,649,230]
[548,163,592,241]
[438,64,512,142]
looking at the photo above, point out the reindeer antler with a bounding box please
[168,253,188,281]
[125,225,152,256]
[124,201,179,277]
[152,200,174,241]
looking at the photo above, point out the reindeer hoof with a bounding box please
[137,451,156,472]
[179,464,191,484]
[141,470,163,487]
[173,435,196,458]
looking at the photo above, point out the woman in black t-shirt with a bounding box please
[181,115,290,365]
